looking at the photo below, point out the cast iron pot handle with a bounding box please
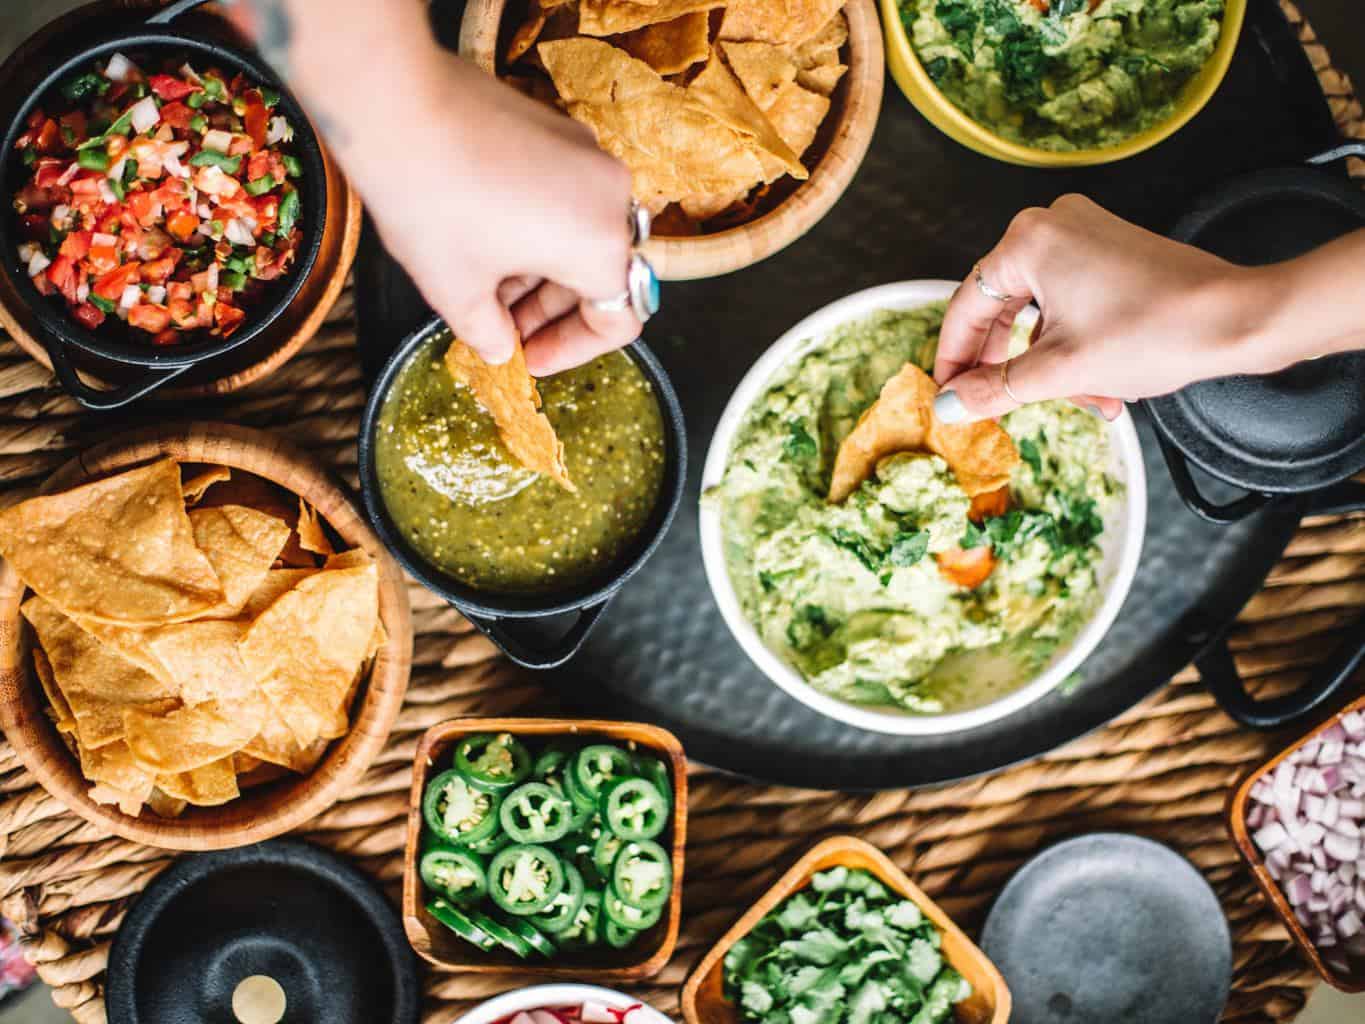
[146,0,213,25]
[461,599,611,671]
[1153,428,1270,524]
[1192,477,1365,729]
[1306,141,1365,166]
[43,340,192,411]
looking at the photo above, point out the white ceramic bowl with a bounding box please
[698,281,1147,736]
[452,985,674,1024]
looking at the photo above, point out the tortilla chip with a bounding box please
[679,187,751,220]
[651,205,701,236]
[238,562,380,748]
[237,759,293,789]
[614,12,711,75]
[685,53,808,181]
[181,465,231,505]
[89,781,152,817]
[719,0,846,46]
[32,648,74,734]
[721,40,797,111]
[828,363,1019,503]
[754,82,829,180]
[0,459,224,625]
[78,740,155,800]
[235,568,319,620]
[146,786,188,818]
[196,473,315,568]
[295,498,334,557]
[790,12,848,68]
[22,597,179,750]
[154,758,239,806]
[578,0,724,37]
[507,7,550,63]
[243,713,330,773]
[123,698,263,775]
[444,336,574,491]
[189,504,292,613]
[797,62,846,96]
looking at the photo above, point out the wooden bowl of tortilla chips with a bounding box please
[460,0,884,279]
[0,423,413,851]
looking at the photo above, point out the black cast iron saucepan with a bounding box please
[1145,142,1365,732]
[357,316,687,670]
[0,0,327,410]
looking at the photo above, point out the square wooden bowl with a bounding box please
[682,835,1010,1024]
[403,716,688,980]
[1226,693,1365,992]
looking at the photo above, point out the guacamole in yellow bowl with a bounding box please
[904,0,1225,151]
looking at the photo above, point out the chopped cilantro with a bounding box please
[783,419,818,461]
[1019,436,1043,476]
[827,528,882,573]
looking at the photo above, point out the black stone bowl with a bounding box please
[358,316,688,670]
[0,0,327,410]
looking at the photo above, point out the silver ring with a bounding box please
[589,290,630,313]
[974,262,1013,303]
[589,252,659,324]
[629,199,652,248]
[1000,359,1023,406]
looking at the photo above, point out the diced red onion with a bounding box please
[509,1013,536,1024]
[1342,711,1364,739]
[1342,911,1363,938]
[581,1004,617,1024]
[1326,834,1362,863]
[129,96,160,135]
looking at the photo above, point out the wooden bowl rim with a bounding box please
[1225,692,1365,992]
[680,834,1011,1024]
[457,0,885,281]
[0,421,414,852]
[402,716,687,981]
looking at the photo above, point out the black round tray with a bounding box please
[358,0,1352,790]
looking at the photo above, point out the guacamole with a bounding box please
[712,304,1121,713]
[905,0,1224,150]
[375,331,666,594]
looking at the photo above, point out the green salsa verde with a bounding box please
[374,331,666,594]
[905,0,1224,151]
[711,304,1122,714]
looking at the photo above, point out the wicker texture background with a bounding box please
[0,2,1362,1021]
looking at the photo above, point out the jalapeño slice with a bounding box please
[488,844,565,916]
[531,862,586,934]
[468,911,533,958]
[557,890,604,951]
[419,844,487,906]
[604,918,640,949]
[601,777,668,841]
[592,829,626,879]
[504,916,557,958]
[499,781,573,843]
[465,828,513,857]
[611,839,671,911]
[634,754,673,812]
[426,898,496,951]
[571,744,635,802]
[603,889,662,931]
[455,733,533,793]
[423,769,500,846]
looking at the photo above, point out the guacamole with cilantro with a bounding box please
[905,0,1225,151]
[712,304,1121,714]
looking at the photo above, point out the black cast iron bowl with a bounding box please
[0,0,327,411]
[358,316,688,670]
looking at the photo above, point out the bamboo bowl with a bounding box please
[1226,693,1365,992]
[682,835,1010,1024]
[0,422,414,851]
[403,717,688,980]
[458,0,884,280]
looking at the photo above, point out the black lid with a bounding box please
[107,839,419,1024]
[1145,167,1365,494]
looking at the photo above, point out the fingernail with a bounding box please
[1086,404,1103,418]
[934,390,968,424]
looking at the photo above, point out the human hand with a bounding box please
[351,56,642,375]
[932,194,1280,424]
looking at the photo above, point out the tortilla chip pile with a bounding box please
[504,0,850,231]
[0,459,383,818]
[829,363,1020,503]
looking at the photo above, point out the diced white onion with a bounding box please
[266,115,293,145]
[128,96,160,134]
[179,62,203,85]
[104,52,137,83]
[205,264,219,291]
[224,218,255,247]
[57,162,80,187]
[91,232,118,249]
[163,153,188,179]
[27,251,51,277]
[97,178,117,204]
[75,282,89,304]
[198,203,213,219]
[107,156,127,182]
[147,285,167,304]
[119,285,141,310]
[202,129,234,153]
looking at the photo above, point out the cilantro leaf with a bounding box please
[783,419,818,461]
[740,981,775,1016]
[1018,436,1042,476]
[959,520,987,550]
[827,529,882,573]
[780,929,849,966]
[887,530,929,567]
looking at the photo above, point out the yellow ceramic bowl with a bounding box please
[879,0,1247,167]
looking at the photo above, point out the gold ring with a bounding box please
[1000,359,1023,406]
[974,263,1013,303]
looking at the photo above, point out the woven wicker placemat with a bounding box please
[0,2,1362,1021]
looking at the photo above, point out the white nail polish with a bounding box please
[934,390,968,424]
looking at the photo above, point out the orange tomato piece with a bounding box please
[85,243,120,275]
[58,230,91,261]
[128,303,172,333]
[214,302,246,338]
[166,208,199,242]
[968,486,1011,524]
[935,546,998,590]
[93,263,140,301]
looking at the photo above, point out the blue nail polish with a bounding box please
[934,390,968,424]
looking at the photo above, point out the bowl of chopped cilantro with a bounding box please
[881,0,1246,166]
[682,835,1010,1024]
[699,281,1146,735]
[0,6,327,408]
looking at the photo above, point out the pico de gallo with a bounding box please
[11,52,304,345]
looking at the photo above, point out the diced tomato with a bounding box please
[140,251,181,283]
[165,209,199,242]
[126,190,161,227]
[71,302,105,330]
[168,297,197,327]
[46,254,79,305]
[106,134,129,160]
[96,205,124,235]
[105,82,129,105]
[24,109,45,132]
[58,230,91,261]
[69,175,103,202]
[228,134,254,157]
[268,151,287,184]
[128,303,172,333]
[19,213,48,242]
[150,178,186,207]
[148,74,198,101]
[251,194,278,231]
[32,159,68,189]
[159,101,193,130]
[968,486,1011,524]
[86,243,120,275]
[150,328,179,346]
[58,110,87,141]
[31,273,54,297]
[93,263,140,301]
[246,152,271,183]
[34,119,61,154]
[14,183,65,212]
[935,546,998,590]
[166,281,193,302]
[214,301,245,337]
[243,92,269,150]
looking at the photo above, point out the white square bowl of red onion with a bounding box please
[451,985,672,1024]
[1228,697,1365,991]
